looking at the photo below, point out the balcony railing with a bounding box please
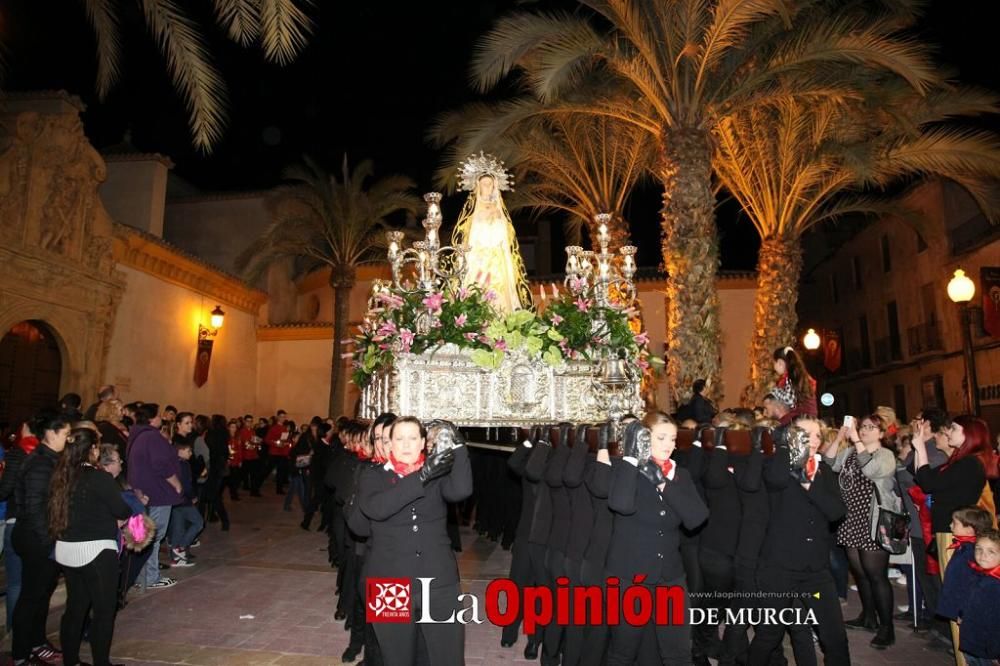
[907,322,943,356]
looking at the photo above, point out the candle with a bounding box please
[540,284,547,301]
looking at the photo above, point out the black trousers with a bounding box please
[227,469,242,497]
[747,566,850,666]
[579,557,610,666]
[244,459,263,493]
[374,579,464,666]
[606,575,691,666]
[274,457,290,491]
[61,549,120,666]
[501,539,535,644]
[694,546,734,658]
[543,547,568,664]
[11,528,60,660]
[562,556,587,666]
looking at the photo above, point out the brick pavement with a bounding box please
[1,487,957,665]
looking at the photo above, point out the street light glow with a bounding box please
[803,328,821,350]
[947,269,976,303]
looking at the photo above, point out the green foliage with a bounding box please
[348,279,657,388]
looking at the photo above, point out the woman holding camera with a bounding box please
[359,416,472,665]
[823,413,900,649]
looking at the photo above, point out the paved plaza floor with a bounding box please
[1,486,957,665]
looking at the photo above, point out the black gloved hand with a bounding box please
[750,426,766,453]
[558,422,572,448]
[419,448,455,485]
[638,460,666,487]
[575,424,589,449]
[714,426,728,449]
[622,421,651,462]
[694,425,712,447]
[529,425,542,445]
[598,422,611,451]
[537,425,553,447]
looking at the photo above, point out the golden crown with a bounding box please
[457,152,513,193]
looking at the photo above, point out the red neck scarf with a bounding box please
[651,456,674,478]
[805,456,818,481]
[949,535,977,550]
[18,435,39,455]
[968,560,1000,581]
[389,452,426,477]
[355,449,371,461]
[372,452,387,464]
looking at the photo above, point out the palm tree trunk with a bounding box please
[329,268,356,418]
[659,127,722,408]
[742,236,803,406]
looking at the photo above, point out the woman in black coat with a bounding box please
[11,412,70,664]
[359,416,473,666]
[605,413,709,666]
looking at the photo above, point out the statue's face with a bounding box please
[477,175,495,200]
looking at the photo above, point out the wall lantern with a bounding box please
[803,328,821,351]
[194,304,225,387]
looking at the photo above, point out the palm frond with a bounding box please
[83,0,122,99]
[471,11,601,93]
[212,0,261,46]
[259,0,313,66]
[140,0,228,152]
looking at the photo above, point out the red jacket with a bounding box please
[238,427,259,461]
[227,436,243,467]
[266,423,291,458]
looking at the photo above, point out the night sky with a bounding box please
[3,0,997,271]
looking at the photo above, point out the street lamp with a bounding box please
[803,328,821,351]
[946,269,980,415]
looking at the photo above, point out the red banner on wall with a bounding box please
[824,334,842,373]
[194,338,214,387]
[983,267,1000,339]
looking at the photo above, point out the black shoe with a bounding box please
[317,523,328,531]
[342,644,363,663]
[844,615,877,632]
[893,610,914,622]
[335,609,346,621]
[501,638,515,648]
[524,640,539,659]
[870,626,895,649]
[158,562,169,570]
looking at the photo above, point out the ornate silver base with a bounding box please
[359,344,644,426]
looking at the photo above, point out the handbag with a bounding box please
[295,453,313,469]
[872,482,910,555]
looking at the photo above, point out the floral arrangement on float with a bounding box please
[349,273,659,390]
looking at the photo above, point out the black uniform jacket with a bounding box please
[359,446,473,584]
[606,458,709,583]
[759,446,846,573]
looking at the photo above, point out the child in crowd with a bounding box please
[954,528,1000,666]
[169,440,204,567]
[937,506,994,620]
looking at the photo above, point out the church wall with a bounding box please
[104,265,259,417]
[163,195,271,276]
[255,337,334,424]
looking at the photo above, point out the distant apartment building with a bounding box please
[798,179,1000,432]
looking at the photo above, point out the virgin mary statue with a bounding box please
[453,153,531,314]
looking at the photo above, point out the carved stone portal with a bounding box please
[0,92,125,398]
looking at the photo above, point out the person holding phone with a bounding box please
[823,414,901,649]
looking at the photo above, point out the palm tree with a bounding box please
[430,102,654,252]
[713,84,1000,404]
[470,0,939,406]
[236,156,420,417]
[1,0,313,151]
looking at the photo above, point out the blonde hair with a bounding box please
[94,399,123,424]
[642,410,676,429]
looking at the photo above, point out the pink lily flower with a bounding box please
[422,293,444,313]
[574,297,591,312]
[550,314,564,326]
[454,313,468,327]
[634,331,650,346]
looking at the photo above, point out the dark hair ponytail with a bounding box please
[48,426,100,540]
[773,346,815,399]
